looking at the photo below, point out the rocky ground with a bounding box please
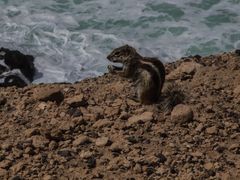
[0,51,240,180]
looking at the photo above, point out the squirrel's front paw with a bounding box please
[108,65,115,73]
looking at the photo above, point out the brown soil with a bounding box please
[0,51,240,180]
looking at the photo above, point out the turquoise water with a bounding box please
[0,0,240,83]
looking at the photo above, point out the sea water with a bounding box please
[0,0,240,83]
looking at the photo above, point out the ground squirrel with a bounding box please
[107,44,165,105]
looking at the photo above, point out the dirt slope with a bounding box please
[0,51,240,179]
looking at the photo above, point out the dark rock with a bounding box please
[1,47,35,81]
[3,75,27,87]
[194,54,202,60]
[67,107,82,117]
[235,49,240,56]
[0,47,36,87]
[87,157,96,169]
[0,97,7,106]
[0,64,7,74]
[57,149,73,158]
[126,136,140,144]
[156,153,167,163]
[146,166,155,176]
[10,175,23,180]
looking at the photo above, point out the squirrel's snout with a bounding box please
[107,55,111,60]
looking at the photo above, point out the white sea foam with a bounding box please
[0,0,239,83]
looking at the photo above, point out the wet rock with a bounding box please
[95,137,110,147]
[72,135,91,146]
[171,104,193,124]
[235,49,240,56]
[127,111,153,126]
[0,75,28,87]
[33,87,64,103]
[1,47,35,81]
[65,94,87,107]
[0,64,7,74]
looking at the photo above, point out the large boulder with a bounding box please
[0,47,36,87]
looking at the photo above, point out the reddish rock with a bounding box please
[65,94,87,107]
[233,85,240,97]
[33,87,64,103]
[31,135,49,148]
[10,162,25,174]
[167,61,202,80]
[0,168,7,176]
[92,119,113,129]
[24,128,40,137]
[127,112,153,126]
[72,135,91,146]
[204,162,214,170]
[206,126,218,135]
[171,104,193,124]
[95,137,110,147]
[0,160,12,169]
[80,150,94,159]
[195,123,204,132]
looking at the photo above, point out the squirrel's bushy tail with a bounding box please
[159,82,185,113]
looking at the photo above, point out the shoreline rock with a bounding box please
[0,47,36,87]
[0,51,240,179]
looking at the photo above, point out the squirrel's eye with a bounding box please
[114,52,120,55]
